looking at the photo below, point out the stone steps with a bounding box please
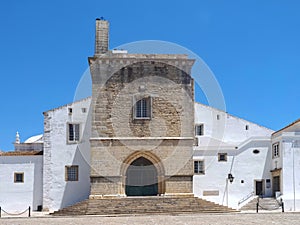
[240,197,259,211]
[241,197,282,211]
[52,196,237,216]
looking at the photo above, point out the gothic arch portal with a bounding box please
[120,151,165,196]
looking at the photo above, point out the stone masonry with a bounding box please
[89,19,195,197]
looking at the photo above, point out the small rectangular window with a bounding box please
[68,108,73,114]
[195,124,204,136]
[245,125,249,130]
[194,160,205,174]
[272,142,280,158]
[14,172,24,183]
[218,153,227,162]
[266,179,271,188]
[217,115,220,120]
[134,97,151,119]
[68,123,80,142]
[65,165,79,181]
[81,108,87,113]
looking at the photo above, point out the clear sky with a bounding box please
[0,1,299,150]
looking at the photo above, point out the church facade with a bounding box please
[89,19,195,198]
[0,19,300,213]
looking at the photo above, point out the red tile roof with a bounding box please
[0,151,43,156]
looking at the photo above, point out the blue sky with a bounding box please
[0,1,299,150]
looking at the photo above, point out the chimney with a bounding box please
[95,17,109,55]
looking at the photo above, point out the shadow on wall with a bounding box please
[226,139,272,208]
[32,157,43,211]
[59,108,91,209]
[237,139,273,198]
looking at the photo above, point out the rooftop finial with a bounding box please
[15,131,20,144]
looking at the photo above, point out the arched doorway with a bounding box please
[125,157,158,196]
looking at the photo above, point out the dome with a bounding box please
[24,134,43,143]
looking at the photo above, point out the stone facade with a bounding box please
[89,19,195,196]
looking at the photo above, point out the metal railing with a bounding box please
[256,197,284,213]
[238,191,255,205]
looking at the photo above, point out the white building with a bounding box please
[0,150,43,212]
[270,119,300,211]
[1,100,299,212]
[193,103,274,209]
[42,97,91,211]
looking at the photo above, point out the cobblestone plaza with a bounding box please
[1,213,299,225]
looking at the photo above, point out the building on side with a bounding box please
[270,119,300,211]
[42,97,91,211]
[193,103,274,209]
[14,133,43,152]
[0,145,43,212]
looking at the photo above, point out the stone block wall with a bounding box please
[89,53,195,196]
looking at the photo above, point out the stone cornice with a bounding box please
[90,137,194,141]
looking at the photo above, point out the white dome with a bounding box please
[24,134,43,143]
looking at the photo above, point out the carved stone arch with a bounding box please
[120,151,165,195]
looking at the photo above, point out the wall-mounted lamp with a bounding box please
[228,173,234,183]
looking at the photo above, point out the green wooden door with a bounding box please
[126,157,158,196]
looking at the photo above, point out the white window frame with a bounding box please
[273,142,280,158]
[194,160,205,174]
[67,123,80,143]
[195,124,204,136]
[133,96,152,119]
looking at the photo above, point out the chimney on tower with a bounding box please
[95,17,109,55]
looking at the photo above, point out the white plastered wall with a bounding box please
[43,97,91,212]
[0,155,43,212]
[193,102,273,209]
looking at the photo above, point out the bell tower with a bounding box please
[88,19,195,198]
